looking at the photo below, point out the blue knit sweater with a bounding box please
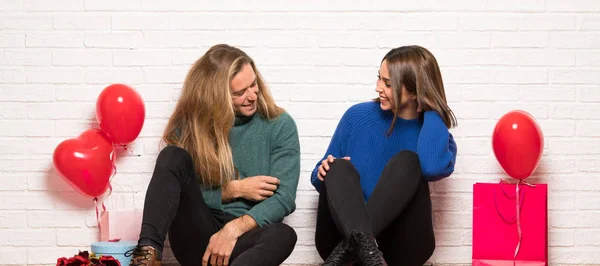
[310,101,457,201]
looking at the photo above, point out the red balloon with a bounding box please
[96,84,145,145]
[492,110,544,180]
[53,129,115,198]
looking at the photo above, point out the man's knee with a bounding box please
[156,145,193,170]
[279,223,298,245]
[270,223,297,250]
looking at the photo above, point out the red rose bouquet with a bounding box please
[57,251,121,266]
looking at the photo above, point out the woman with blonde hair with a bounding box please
[128,44,300,266]
[312,45,458,266]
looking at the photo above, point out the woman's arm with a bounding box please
[310,109,353,192]
[417,111,458,181]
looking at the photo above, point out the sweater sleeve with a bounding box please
[200,186,223,211]
[246,114,301,227]
[417,111,457,181]
[310,109,352,192]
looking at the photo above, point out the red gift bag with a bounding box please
[472,182,548,266]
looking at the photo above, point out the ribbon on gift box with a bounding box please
[93,163,116,239]
[494,180,537,266]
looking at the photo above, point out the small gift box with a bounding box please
[91,241,137,266]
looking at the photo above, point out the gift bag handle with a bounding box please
[493,180,536,266]
[493,180,525,223]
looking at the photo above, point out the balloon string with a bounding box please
[513,180,536,266]
[118,144,140,157]
[94,198,101,233]
[514,183,521,266]
[95,156,116,234]
[110,159,117,184]
[103,159,115,212]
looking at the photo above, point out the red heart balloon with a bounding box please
[96,84,145,146]
[492,110,544,180]
[53,129,115,198]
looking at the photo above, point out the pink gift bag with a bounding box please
[472,182,548,266]
[99,210,143,242]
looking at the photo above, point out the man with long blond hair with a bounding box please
[127,44,300,266]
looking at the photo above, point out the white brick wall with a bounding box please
[0,1,599,265]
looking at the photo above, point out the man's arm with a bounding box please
[221,180,241,203]
[246,113,301,227]
[223,214,258,237]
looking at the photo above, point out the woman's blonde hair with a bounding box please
[376,45,457,134]
[162,44,283,187]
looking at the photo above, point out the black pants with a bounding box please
[315,151,435,266]
[139,146,297,266]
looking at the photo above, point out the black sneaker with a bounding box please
[349,232,387,266]
[323,239,355,266]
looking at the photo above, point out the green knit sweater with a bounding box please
[200,112,301,227]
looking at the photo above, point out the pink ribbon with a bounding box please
[93,159,117,239]
[514,180,535,266]
[118,144,140,157]
[495,180,536,266]
[93,144,137,242]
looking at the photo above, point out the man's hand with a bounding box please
[202,215,258,266]
[236,175,280,201]
[202,227,237,266]
[222,176,279,203]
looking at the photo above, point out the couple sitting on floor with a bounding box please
[126,43,457,266]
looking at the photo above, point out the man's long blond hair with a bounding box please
[162,44,283,187]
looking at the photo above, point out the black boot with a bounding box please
[350,232,387,266]
[322,239,354,266]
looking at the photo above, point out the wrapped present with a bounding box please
[99,210,143,242]
[472,181,548,266]
[91,240,137,266]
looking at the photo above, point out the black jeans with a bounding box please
[139,146,297,266]
[315,150,435,266]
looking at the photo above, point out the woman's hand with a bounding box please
[317,155,350,181]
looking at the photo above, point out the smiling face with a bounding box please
[375,60,415,112]
[230,63,259,117]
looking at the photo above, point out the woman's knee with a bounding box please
[325,158,359,182]
[390,150,420,168]
[382,150,422,183]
